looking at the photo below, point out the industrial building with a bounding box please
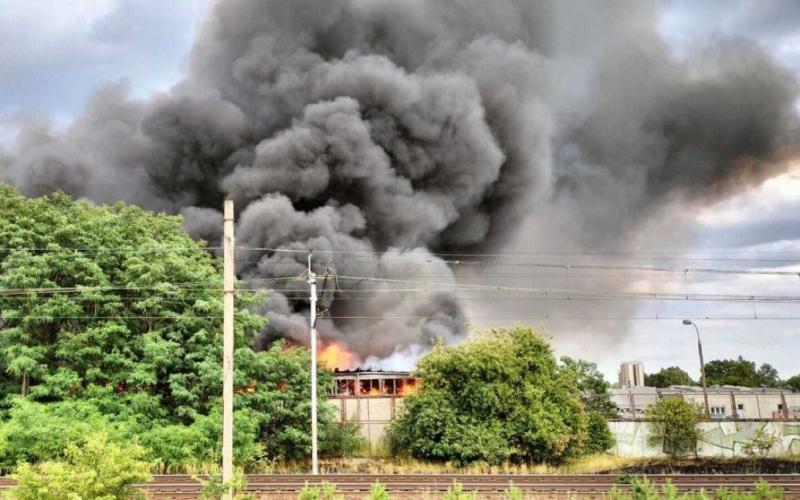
[329,370,800,454]
[612,385,800,420]
[328,370,417,452]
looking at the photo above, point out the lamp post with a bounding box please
[683,319,711,419]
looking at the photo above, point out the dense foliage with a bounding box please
[0,185,345,469]
[387,326,590,465]
[645,366,696,388]
[646,398,703,458]
[704,357,781,388]
[786,375,800,393]
[8,433,150,500]
[559,357,615,453]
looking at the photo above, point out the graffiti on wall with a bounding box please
[609,421,800,458]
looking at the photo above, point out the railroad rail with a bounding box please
[1,474,799,498]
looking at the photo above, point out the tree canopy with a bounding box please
[646,398,702,458]
[645,366,696,388]
[0,185,344,469]
[387,325,591,465]
[703,356,781,388]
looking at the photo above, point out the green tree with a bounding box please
[704,357,781,388]
[560,357,616,415]
[585,412,614,454]
[8,432,151,500]
[559,357,615,453]
[387,325,589,465]
[645,398,702,458]
[785,374,800,392]
[0,185,345,468]
[645,366,695,388]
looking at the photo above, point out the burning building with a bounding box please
[328,369,419,451]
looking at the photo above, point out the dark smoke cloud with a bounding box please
[1,0,798,362]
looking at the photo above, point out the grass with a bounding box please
[243,454,654,475]
[155,454,800,475]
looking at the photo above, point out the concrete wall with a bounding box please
[329,396,404,453]
[610,420,800,458]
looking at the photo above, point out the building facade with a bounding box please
[618,361,646,388]
[612,385,800,420]
[328,370,417,452]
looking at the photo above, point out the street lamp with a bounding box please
[683,320,711,419]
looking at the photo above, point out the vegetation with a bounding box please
[783,374,800,392]
[0,186,355,471]
[387,325,590,465]
[645,367,696,388]
[704,357,781,388]
[742,429,780,459]
[608,478,783,500]
[560,356,616,453]
[7,433,151,500]
[646,398,703,458]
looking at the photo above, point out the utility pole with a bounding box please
[222,201,235,497]
[683,319,710,419]
[308,251,319,475]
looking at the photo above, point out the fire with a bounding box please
[398,378,419,396]
[319,342,360,370]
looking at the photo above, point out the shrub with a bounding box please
[645,398,702,458]
[388,326,589,465]
[7,433,151,500]
[742,429,780,459]
[586,412,615,453]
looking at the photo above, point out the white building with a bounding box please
[618,361,645,388]
[611,385,800,420]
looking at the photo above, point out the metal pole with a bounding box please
[684,320,710,419]
[222,201,235,498]
[308,252,319,475]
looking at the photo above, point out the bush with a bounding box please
[742,429,780,459]
[387,326,589,465]
[319,420,366,458]
[586,412,615,453]
[645,398,702,458]
[7,433,151,500]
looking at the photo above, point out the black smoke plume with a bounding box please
[1,0,797,365]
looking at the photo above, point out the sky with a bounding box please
[0,0,798,383]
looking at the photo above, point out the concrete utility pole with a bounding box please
[308,251,319,475]
[222,201,235,497]
[683,319,711,419]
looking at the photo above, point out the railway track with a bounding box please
[1,474,799,498]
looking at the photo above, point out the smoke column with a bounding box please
[1,0,797,365]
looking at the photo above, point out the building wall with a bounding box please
[329,396,405,453]
[680,393,799,420]
[612,388,800,420]
[619,362,645,388]
[609,420,800,458]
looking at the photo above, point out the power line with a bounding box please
[235,246,800,263]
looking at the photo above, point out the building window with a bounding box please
[737,403,744,411]
[710,406,726,417]
[778,404,784,411]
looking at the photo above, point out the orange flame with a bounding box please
[319,342,360,370]
[398,378,419,396]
